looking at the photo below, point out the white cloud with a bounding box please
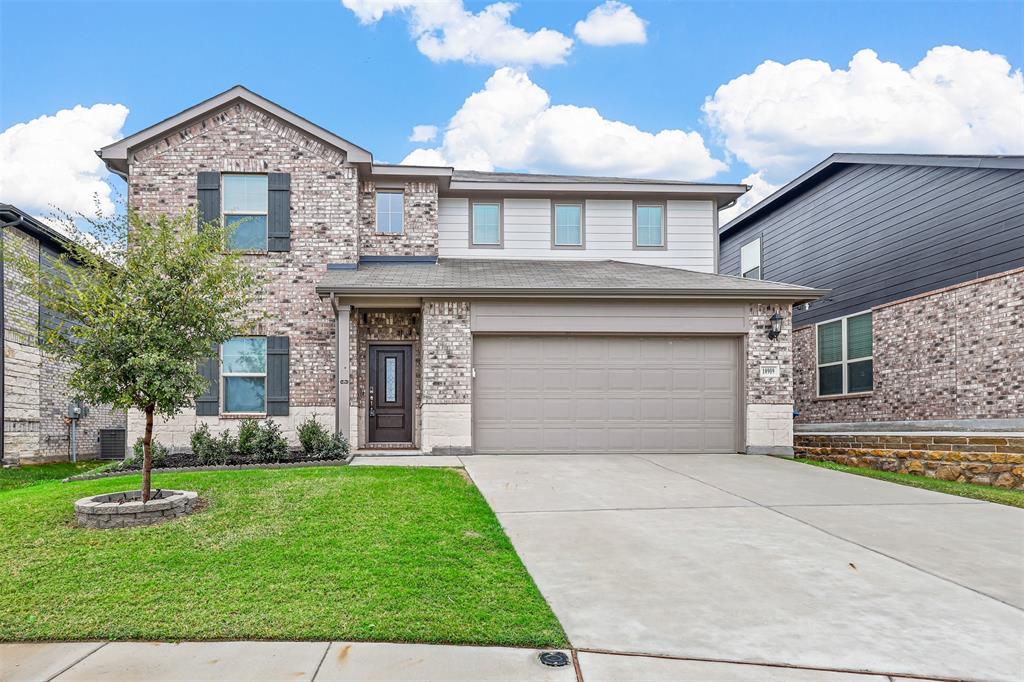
[408,124,439,142]
[704,46,1024,181]
[0,103,129,219]
[403,67,727,180]
[718,170,779,224]
[341,0,573,66]
[574,1,647,46]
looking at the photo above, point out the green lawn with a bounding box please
[796,458,1024,508]
[0,461,106,492]
[0,466,565,646]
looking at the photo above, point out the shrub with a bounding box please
[250,419,289,463]
[237,418,261,459]
[297,416,331,456]
[190,423,234,466]
[128,438,168,468]
[297,416,350,460]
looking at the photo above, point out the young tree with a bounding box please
[5,207,262,500]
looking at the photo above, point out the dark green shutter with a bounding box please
[267,173,290,252]
[197,172,220,231]
[266,336,290,416]
[196,343,220,415]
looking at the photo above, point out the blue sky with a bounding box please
[2,0,1022,220]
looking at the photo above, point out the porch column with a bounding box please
[334,299,352,437]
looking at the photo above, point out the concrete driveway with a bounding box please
[463,454,1024,682]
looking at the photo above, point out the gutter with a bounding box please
[315,286,829,304]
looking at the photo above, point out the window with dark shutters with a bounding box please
[266,336,290,415]
[267,173,291,252]
[197,172,221,231]
[195,343,220,415]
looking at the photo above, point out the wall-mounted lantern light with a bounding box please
[767,310,784,340]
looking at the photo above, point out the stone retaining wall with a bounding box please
[75,490,199,529]
[795,433,1024,489]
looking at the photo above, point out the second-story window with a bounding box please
[472,201,502,246]
[741,237,762,279]
[553,202,584,247]
[222,174,268,251]
[634,202,665,248]
[376,191,404,234]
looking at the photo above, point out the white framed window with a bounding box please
[375,191,404,234]
[221,337,267,413]
[222,174,268,251]
[471,201,502,246]
[741,237,762,279]
[816,312,873,397]
[634,202,665,248]
[552,201,584,247]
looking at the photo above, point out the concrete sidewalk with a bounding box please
[1,640,911,681]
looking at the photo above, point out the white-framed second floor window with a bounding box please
[221,336,267,414]
[376,191,404,234]
[222,174,268,251]
[471,201,502,246]
[634,202,665,248]
[817,312,873,396]
[741,237,762,279]
[552,201,584,247]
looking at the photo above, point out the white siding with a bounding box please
[437,197,715,272]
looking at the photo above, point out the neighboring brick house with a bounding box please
[1,205,127,465]
[720,154,1024,487]
[98,86,823,457]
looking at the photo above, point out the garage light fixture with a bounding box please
[768,310,784,340]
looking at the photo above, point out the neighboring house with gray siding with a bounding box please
[96,85,825,458]
[719,154,1024,488]
[1,204,127,465]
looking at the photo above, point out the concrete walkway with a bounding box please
[2,640,919,681]
[463,454,1024,682]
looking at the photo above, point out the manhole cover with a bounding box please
[539,651,571,667]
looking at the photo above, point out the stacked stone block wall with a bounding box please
[794,269,1024,424]
[796,433,1024,489]
[128,101,354,444]
[357,180,439,256]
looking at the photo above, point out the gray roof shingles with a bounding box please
[316,258,826,300]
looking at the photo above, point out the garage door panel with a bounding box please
[473,335,740,454]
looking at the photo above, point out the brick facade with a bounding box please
[3,227,126,464]
[129,101,355,443]
[357,181,439,257]
[794,269,1024,424]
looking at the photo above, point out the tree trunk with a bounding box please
[142,404,154,502]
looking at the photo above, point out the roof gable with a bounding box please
[98,85,373,177]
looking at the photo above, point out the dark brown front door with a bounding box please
[368,344,413,443]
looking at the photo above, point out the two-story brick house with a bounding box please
[98,86,823,457]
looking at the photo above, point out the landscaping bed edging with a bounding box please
[795,433,1024,489]
[75,489,198,529]
[64,457,354,483]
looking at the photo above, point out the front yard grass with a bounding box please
[796,458,1024,508]
[0,466,566,646]
[0,461,106,492]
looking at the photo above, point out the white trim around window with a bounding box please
[221,174,268,252]
[375,190,404,235]
[469,199,503,247]
[632,200,667,249]
[815,311,873,398]
[741,236,762,280]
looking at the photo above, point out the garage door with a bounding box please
[473,335,741,454]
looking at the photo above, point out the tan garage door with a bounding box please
[473,335,741,454]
